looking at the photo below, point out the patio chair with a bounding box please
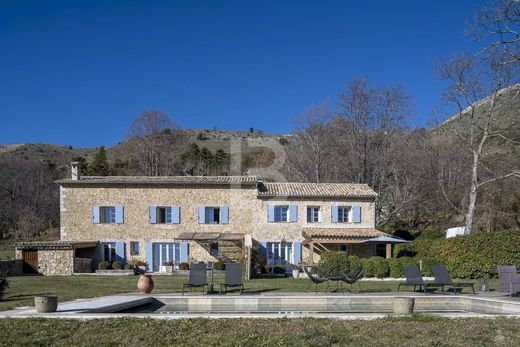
[398,265,432,294]
[341,266,365,293]
[431,265,475,295]
[182,263,208,295]
[219,263,244,295]
[303,265,330,294]
[498,265,520,296]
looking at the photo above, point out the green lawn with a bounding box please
[0,316,519,346]
[0,275,492,312]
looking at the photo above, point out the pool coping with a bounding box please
[2,293,520,320]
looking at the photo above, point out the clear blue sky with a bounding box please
[0,0,485,148]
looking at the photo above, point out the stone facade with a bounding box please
[48,175,384,274]
[37,249,74,276]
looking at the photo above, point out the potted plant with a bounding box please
[291,263,302,278]
[163,261,174,273]
[126,258,148,274]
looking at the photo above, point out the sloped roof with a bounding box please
[56,175,258,186]
[14,241,99,250]
[302,228,388,241]
[257,182,377,198]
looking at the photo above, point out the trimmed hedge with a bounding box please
[363,257,389,278]
[423,231,520,279]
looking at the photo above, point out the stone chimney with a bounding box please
[71,161,80,180]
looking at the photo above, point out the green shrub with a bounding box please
[346,256,363,277]
[0,272,8,301]
[112,261,123,270]
[98,261,111,270]
[213,261,225,270]
[318,251,349,277]
[388,257,416,278]
[415,257,438,277]
[412,231,520,279]
[178,262,189,270]
[363,257,389,278]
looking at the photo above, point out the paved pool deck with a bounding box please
[2,292,520,320]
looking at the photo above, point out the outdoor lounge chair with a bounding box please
[398,265,432,294]
[303,265,330,294]
[498,265,520,296]
[219,263,244,294]
[341,266,365,293]
[431,265,475,295]
[182,263,208,295]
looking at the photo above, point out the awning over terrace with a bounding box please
[177,232,245,242]
[14,240,99,251]
[302,228,394,262]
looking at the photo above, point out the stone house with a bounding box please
[15,163,392,275]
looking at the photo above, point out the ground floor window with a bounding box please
[266,242,293,273]
[103,243,116,262]
[130,241,139,255]
[153,243,182,272]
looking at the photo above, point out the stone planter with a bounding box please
[137,275,154,294]
[392,297,415,315]
[164,265,174,274]
[34,295,58,313]
[292,269,300,278]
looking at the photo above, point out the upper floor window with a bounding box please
[338,206,351,223]
[206,207,220,224]
[93,205,124,224]
[149,205,180,224]
[268,204,298,223]
[331,204,362,223]
[198,206,229,224]
[274,206,289,222]
[157,207,172,224]
[307,206,320,223]
[101,206,116,224]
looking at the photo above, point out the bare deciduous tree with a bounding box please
[471,0,520,65]
[435,53,520,234]
[126,110,180,176]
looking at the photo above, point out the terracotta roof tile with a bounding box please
[56,175,258,186]
[257,182,377,198]
[302,228,388,240]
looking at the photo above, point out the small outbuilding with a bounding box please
[14,241,98,275]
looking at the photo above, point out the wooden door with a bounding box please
[22,250,38,273]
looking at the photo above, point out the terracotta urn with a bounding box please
[137,275,154,294]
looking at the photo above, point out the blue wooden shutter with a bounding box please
[352,206,362,223]
[92,206,100,224]
[220,206,229,224]
[149,206,157,224]
[198,206,206,224]
[179,242,189,263]
[145,242,153,272]
[292,241,302,264]
[172,205,180,224]
[115,205,124,224]
[289,204,298,223]
[115,242,125,263]
[153,243,160,270]
[267,204,275,222]
[331,203,339,223]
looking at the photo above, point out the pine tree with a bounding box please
[88,146,110,176]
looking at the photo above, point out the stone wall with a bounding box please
[60,184,378,266]
[252,197,376,243]
[37,249,74,276]
[61,185,257,262]
[0,259,23,276]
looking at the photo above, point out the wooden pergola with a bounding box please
[302,228,393,263]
